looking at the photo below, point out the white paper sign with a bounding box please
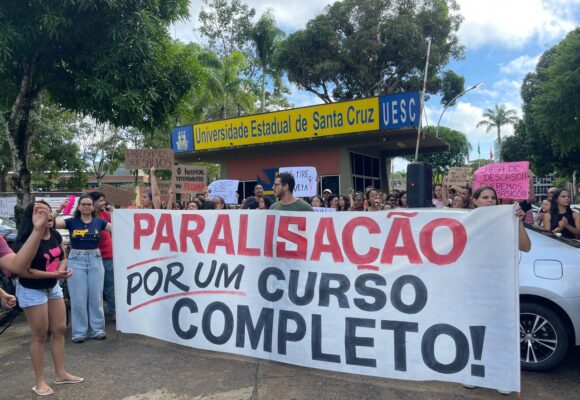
[207,180,239,204]
[279,166,317,197]
[35,196,80,214]
[313,207,336,213]
[0,197,17,217]
[113,207,520,393]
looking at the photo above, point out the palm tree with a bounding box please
[251,10,286,113]
[476,104,518,160]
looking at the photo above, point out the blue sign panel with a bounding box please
[379,91,420,130]
[171,125,194,152]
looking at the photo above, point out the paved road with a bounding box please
[1,315,579,399]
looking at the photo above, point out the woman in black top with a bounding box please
[14,202,83,396]
[543,188,580,239]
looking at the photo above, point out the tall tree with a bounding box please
[520,28,580,177]
[251,10,287,113]
[277,0,464,103]
[198,0,256,59]
[0,1,197,220]
[475,104,518,159]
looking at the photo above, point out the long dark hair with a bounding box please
[338,195,350,211]
[14,201,53,250]
[74,195,96,218]
[472,185,499,206]
[550,188,571,215]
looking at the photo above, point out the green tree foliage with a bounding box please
[277,0,464,102]
[408,126,470,179]
[251,10,288,113]
[500,120,532,164]
[0,0,197,217]
[475,104,518,159]
[198,0,256,59]
[440,70,465,106]
[520,28,580,176]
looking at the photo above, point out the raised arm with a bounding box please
[0,204,50,275]
[150,166,162,210]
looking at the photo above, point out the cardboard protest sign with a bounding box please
[207,179,239,204]
[124,149,174,170]
[473,161,530,199]
[279,166,317,197]
[446,167,474,187]
[113,206,520,393]
[173,164,207,194]
[98,184,136,207]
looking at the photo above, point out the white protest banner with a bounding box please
[207,180,239,204]
[474,161,530,199]
[0,196,17,217]
[313,207,336,213]
[113,207,520,393]
[34,196,79,214]
[279,166,317,197]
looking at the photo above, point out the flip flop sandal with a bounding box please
[54,377,84,385]
[32,386,54,396]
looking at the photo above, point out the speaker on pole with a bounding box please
[407,162,433,208]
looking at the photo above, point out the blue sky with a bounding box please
[173,0,580,170]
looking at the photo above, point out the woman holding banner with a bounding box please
[55,195,111,343]
[543,189,580,239]
[472,186,531,252]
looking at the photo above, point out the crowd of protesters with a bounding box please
[1,167,578,396]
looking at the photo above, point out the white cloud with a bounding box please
[499,55,541,75]
[456,0,577,48]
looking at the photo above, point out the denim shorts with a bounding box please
[15,280,63,308]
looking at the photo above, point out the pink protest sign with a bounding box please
[473,161,530,199]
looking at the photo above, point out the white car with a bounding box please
[519,224,580,370]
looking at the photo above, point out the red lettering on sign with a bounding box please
[276,216,307,260]
[133,213,155,250]
[264,215,275,258]
[238,214,260,256]
[342,217,380,265]
[207,214,235,255]
[152,214,178,252]
[311,218,344,262]
[179,214,205,253]
[380,218,422,264]
[419,218,467,265]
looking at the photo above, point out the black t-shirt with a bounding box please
[16,230,64,290]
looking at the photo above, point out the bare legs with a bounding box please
[23,298,82,395]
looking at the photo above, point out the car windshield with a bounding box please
[525,223,580,249]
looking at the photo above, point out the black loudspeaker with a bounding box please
[407,162,433,208]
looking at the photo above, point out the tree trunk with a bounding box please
[261,74,266,113]
[5,57,38,226]
[496,127,501,161]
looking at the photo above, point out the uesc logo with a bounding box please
[176,130,189,151]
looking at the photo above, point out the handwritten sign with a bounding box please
[473,161,529,199]
[208,180,239,204]
[173,164,207,194]
[279,166,317,197]
[0,197,17,217]
[446,167,474,187]
[34,196,80,214]
[124,149,174,170]
[99,184,136,208]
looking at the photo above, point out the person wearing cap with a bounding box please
[322,188,332,207]
[547,187,558,201]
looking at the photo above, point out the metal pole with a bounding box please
[435,82,484,138]
[414,37,431,162]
